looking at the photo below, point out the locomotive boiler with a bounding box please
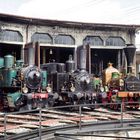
[100,44,140,110]
[41,45,96,110]
[0,54,48,111]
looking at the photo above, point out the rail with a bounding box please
[1,101,140,140]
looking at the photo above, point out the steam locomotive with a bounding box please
[42,45,96,110]
[0,55,48,111]
[98,44,140,110]
[0,44,96,111]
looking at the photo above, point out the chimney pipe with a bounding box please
[79,45,87,71]
[123,44,136,73]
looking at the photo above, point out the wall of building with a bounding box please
[0,19,138,75]
[0,21,135,46]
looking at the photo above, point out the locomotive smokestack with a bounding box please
[79,45,87,70]
[124,44,136,73]
[28,47,35,65]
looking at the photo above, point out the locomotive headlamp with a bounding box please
[102,92,107,98]
[70,84,75,92]
[86,77,90,84]
[100,86,104,92]
[129,92,133,97]
[22,84,28,93]
[119,79,124,86]
[92,92,96,97]
[46,84,52,93]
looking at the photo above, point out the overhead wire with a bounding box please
[53,0,140,24]
[56,0,104,17]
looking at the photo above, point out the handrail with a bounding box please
[2,101,140,140]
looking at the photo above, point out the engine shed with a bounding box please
[0,13,140,76]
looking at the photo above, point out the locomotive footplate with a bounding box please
[118,91,140,97]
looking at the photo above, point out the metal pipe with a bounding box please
[25,23,30,44]
[121,102,124,127]
[79,46,87,70]
[4,113,7,140]
[28,47,35,65]
[117,50,121,71]
[79,105,82,130]
[56,133,140,140]
[43,48,46,64]
[39,108,42,140]
[74,46,77,70]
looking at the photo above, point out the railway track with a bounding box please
[0,106,140,140]
[1,117,140,140]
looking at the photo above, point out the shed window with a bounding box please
[31,33,52,44]
[84,36,103,46]
[106,37,125,46]
[0,30,23,42]
[55,35,75,45]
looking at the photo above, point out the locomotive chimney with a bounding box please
[123,44,136,73]
[79,45,87,71]
[28,47,35,65]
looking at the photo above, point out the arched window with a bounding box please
[0,30,23,42]
[83,36,103,46]
[106,37,125,46]
[31,33,52,44]
[55,34,75,45]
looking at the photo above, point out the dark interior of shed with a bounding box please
[0,43,21,60]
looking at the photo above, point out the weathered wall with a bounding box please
[0,21,135,46]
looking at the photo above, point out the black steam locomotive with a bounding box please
[42,45,96,109]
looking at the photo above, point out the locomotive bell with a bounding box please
[124,44,136,73]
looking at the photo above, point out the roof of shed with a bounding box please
[0,13,140,31]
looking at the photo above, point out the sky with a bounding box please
[0,0,140,44]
